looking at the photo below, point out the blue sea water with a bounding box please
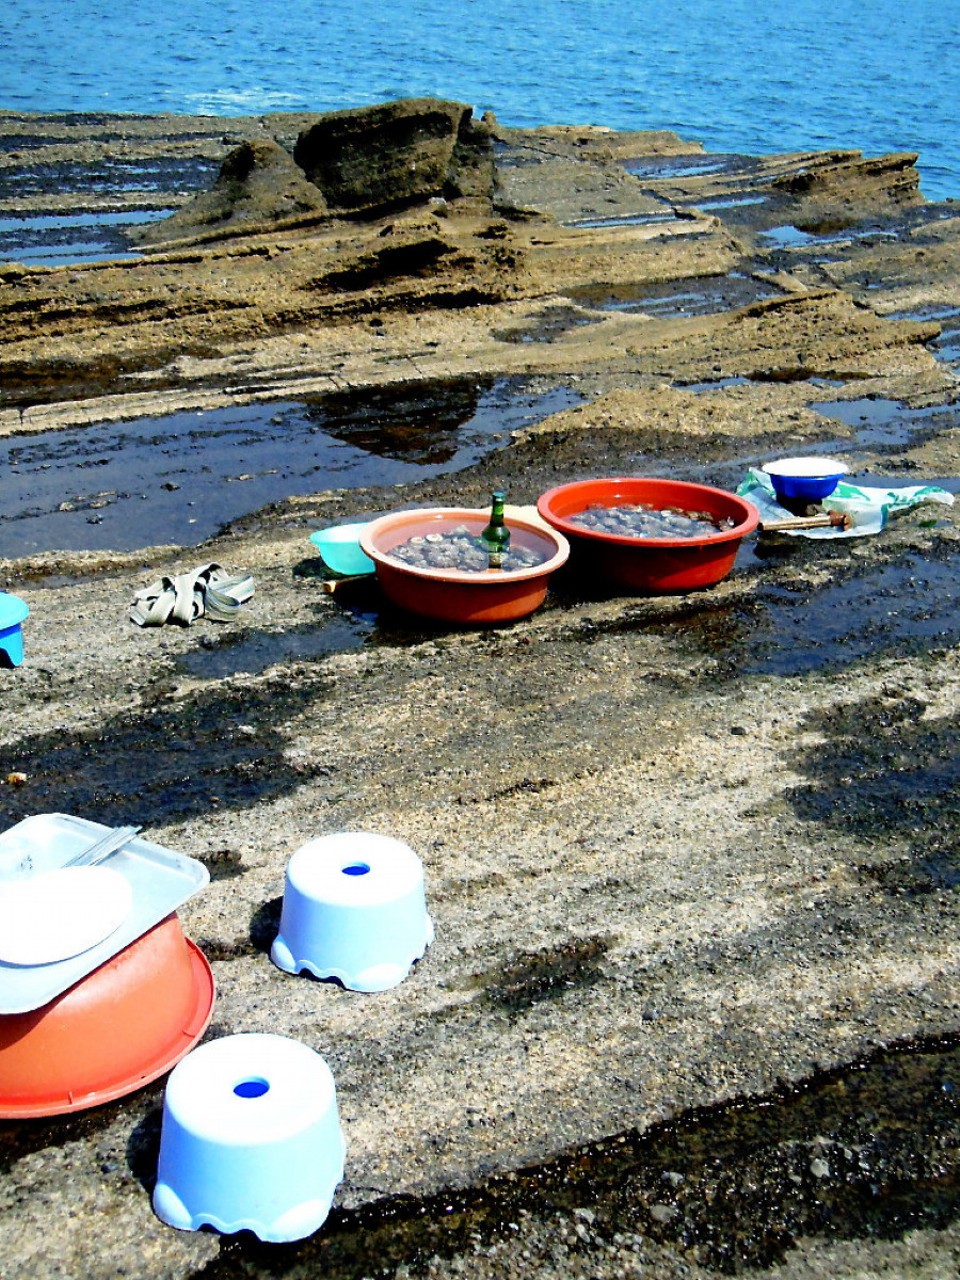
[1,0,959,201]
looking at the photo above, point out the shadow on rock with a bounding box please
[0,670,336,830]
[250,896,283,956]
[787,693,960,891]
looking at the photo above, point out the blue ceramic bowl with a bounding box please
[309,524,374,576]
[762,457,849,504]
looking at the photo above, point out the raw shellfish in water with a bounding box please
[570,503,735,539]
[386,527,547,572]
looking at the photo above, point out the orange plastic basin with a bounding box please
[359,508,569,625]
[0,913,214,1118]
[537,477,760,593]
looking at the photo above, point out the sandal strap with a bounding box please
[205,573,255,620]
[170,571,205,625]
[130,576,177,627]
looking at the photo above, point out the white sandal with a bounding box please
[131,562,254,627]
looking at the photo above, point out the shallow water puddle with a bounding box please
[810,394,960,449]
[493,303,603,344]
[0,208,173,266]
[741,543,960,676]
[0,154,215,197]
[0,376,582,556]
[572,271,778,320]
[888,305,960,368]
[678,375,752,394]
[759,223,899,251]
[563,209,680,229]
[0,151,218,267]
[570,529,960,680]
[935,329,960,365]
[694,193,770,211]
[623,154,751,181]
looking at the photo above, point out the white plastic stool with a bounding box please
[271,832,434,992]
[153,1033,345,1242]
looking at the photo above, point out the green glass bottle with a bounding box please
[480,489,510,568]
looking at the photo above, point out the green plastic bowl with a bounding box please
[310,524,375,576]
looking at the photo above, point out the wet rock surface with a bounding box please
[0,102,959,1278]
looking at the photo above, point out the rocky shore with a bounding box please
[0,101,959,1279]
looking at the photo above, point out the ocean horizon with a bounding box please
[2,0,959,201]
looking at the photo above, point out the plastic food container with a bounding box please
[359,508,569,625]
[761,457,849,504]
[0,914,214,1118]
[271,832,433,992]
[537,477,759,593]
[153,1032,345,1242]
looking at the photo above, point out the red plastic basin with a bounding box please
[359,508,569,625]
[537,477,760,593]
[0,914,214,1118]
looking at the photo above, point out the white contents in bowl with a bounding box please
[0,866,133,966]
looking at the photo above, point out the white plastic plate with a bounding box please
[0,866,133,966]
